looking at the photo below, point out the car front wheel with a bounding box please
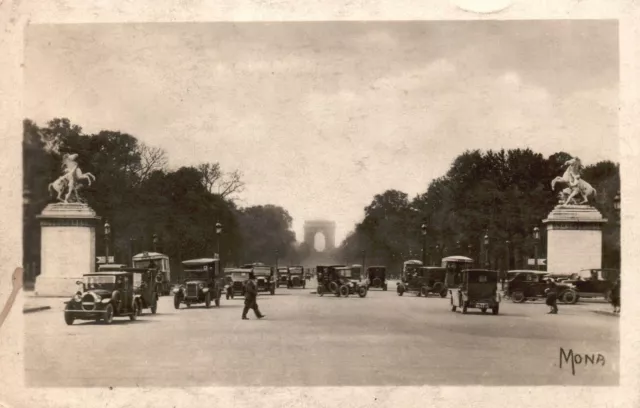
[130,301,139,321]
[174,295,181,309]
[205,292,212,308]
[511,291,526,303]
[103,304,114,324]
[562,290,578,304]
[358,286,367,298]
[151,296,158,314]
[64,309,74,326]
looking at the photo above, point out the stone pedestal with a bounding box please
[34,203,101,297]
[542,205,607,275]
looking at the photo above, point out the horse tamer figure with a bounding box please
[551,157,596,206]
[48,153,96,203]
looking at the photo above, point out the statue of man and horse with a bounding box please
[551,157,596,206]
[48,153,96,203]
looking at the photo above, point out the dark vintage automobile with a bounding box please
[504,270,578,304]
[64,271,143,325]
[318,266,367,297]
[241,263,276,295]
[420,267,449,297]
[173,257,224,309]
[450,269,501,315]
[287,266,306,288]
[316,265,345,295]
[396,266,430,296]
[365,266,388,291]
[224,268,249,299]
[563,268,620,302]
[276,267,290,288]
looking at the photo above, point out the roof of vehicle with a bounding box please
[182,258,219,266]
[403,260,423,265]
[419,266,446,270]
[507,270,549,275]
[132,252,169,260]
[442,255,474,262]
[335,266,352,270]
[83,271,133,277]
[579,268,620,272]
[463,269,498,274]
[98,264,128,271]
[367,265,386,269]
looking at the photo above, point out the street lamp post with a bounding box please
[533,227,540,271]
[275,249,279,272]
[104,221,111,265]
[129,237,135,264]
[505,240,511,271]
[483,233,490,268]
[215,222,222,256]
[435,244,440,265]
[361,250,366,272]
[153,233,158,253]
[421,223,427,266]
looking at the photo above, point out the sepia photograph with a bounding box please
[19,18,621,390]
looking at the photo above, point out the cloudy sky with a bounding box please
[24,21,619,244]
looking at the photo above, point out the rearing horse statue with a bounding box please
[48,153,96,203]
[551,157,596,205]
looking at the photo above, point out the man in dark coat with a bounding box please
[242,272,265,320]
[611,277,621,314]
[545,279,558,314]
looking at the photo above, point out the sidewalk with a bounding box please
[23,289,67,314]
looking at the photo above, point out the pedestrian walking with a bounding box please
[610,277,621,314]
[544,279,558,314]
[242,272,266,320]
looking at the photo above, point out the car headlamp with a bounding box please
[73,293,82,302]
[94,294,102,302]
[198,283,204,289]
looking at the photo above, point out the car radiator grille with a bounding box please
[233,282,244,290]
[186,284,198,297]
[82,293,96,311]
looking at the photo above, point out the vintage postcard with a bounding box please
[1,1,638,408]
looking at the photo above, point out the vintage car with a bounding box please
[560,268,620,302]
[316,265,345,295]
[420,266,449,297]
[287,266,306,288]
[132,251,171,295]
[450,269,501,315]
[397,266,432,296]
[318,266,367,297]
[224,268,249,299]
[276,267,290,287]
[64,271,143,325]
[504,270,578,304]
[241,263,276,295]
[173,257,224,308]
[365,266,388,291]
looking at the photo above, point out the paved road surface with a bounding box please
[25,282,618,387]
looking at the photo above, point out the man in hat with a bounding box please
[544,278,558,314]
[242,271,266,320]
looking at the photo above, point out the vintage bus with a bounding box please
[132,252,171,295]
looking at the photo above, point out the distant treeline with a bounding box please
[23,118,301,281]
[337,149,620,273]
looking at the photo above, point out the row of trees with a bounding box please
[338,149,620,273]
[23,118,301,280]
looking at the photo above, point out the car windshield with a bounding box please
[289,267,303,274]
[85,275,117,290]
[230,272,248,280]
[467,272,498,283]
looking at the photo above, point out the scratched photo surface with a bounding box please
[22,20,619,387]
